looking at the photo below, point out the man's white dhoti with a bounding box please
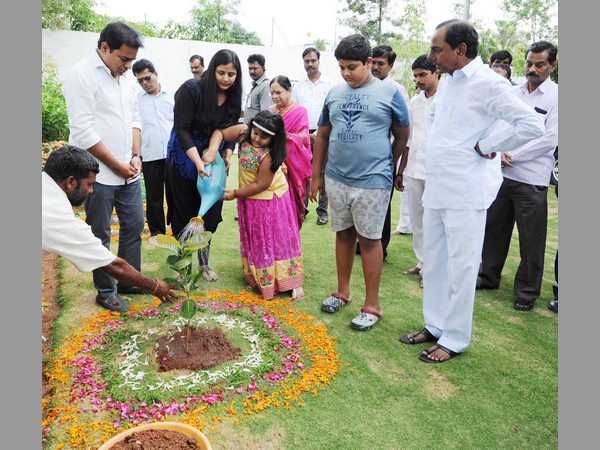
[422,208,487,353]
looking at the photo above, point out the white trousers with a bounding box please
[395,191,412,233]
[405,176,425,269]
[422,208,487,353]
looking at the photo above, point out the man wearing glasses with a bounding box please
[132,59,174,237]
[62,22,146,312]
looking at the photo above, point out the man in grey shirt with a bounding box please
[243,54,273,123]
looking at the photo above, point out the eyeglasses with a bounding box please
[136,75,153,84]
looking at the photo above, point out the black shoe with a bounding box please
[514,299,534,311]
[234,216,239,221]
[475,276,499,290]
[117,285,149,295]
[547,299,558,313]
[316,216,328,225]
[96,293,130,312]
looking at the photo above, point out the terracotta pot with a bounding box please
[98,421,212,450]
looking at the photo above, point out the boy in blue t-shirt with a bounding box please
[309,34,410,331]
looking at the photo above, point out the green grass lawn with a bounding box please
[51,155,557,449]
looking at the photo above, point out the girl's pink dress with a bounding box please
[236,141,304,299]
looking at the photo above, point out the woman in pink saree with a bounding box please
[269,75,313,229]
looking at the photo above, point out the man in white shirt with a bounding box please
[399,20,545,363]
[42,146,178,311]
[292,47,334,225]
[370,44,411,259]
[397,55,439,283]
[132,58,174,237]
[62,22,146,306]
[478,41,558,312]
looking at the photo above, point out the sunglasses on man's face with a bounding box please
[136,75,153,84]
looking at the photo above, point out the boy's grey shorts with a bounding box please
[324,175,390,240]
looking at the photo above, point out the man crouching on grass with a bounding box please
[309,34,410,331]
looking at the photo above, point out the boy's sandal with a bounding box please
[418,344,459,364]
[350,308,383,331]
[399,327,437,345]
[291,287,304,300]
[321,292,352,313]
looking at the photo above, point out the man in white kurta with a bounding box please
[399,20,545,363]
[398,55,439,280]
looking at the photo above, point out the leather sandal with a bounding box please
[418,344,459,364]
[399,327,437,345]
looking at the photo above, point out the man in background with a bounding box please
[293,47,335,225]
[243,54,273,123]
[189,54,204,79]
[370,44,411,259]
[478,41,558,312]
[132,58,174,237]
[397,55,439,285]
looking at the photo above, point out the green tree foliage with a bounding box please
[502,0,557,43]
[314,38,327,51]
[42,0,71,29]
[186,0,262,44]
[388,0,429,95]
[42,65,70,142]
[42,0,97,30]
[159,20,193,40]
[340,0,399,44]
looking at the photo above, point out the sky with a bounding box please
[94,0,508,48]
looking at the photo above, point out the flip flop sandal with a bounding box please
[418,344,459,364]
[399,327,437,345]
[291,287,304,300]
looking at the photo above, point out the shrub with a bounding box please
[42,67,70,142]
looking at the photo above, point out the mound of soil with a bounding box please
[109,429,201,450]
[157,327,241,372]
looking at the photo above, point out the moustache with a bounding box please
[526,73,538,77]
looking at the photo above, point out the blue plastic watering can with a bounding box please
[195,151,227,220]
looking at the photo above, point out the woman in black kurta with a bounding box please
[165,49,242,281]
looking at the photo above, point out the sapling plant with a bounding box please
[150,232,212,298]
[151,232,212,353]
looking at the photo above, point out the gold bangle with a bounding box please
[151,278,159,295]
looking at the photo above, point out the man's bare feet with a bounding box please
[202,266,218,282]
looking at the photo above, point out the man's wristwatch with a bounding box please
[132,153,142,161]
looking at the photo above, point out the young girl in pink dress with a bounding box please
[221,111,304,300]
